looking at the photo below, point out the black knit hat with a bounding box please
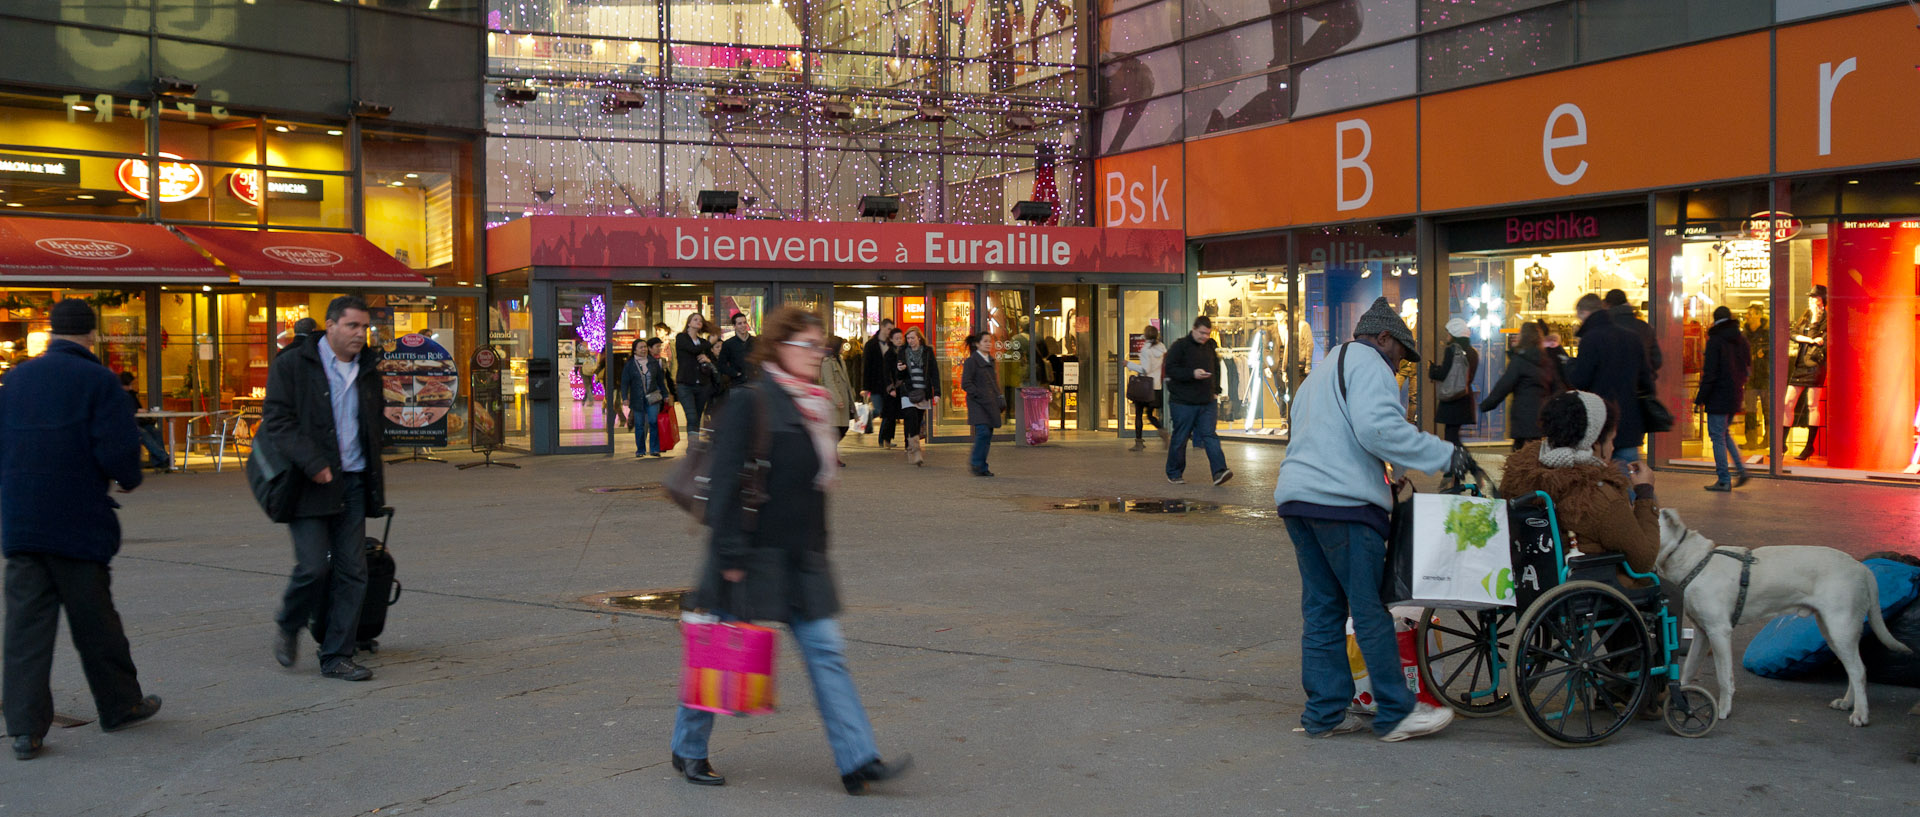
[1351,297,1420,362]
[49,299,96,336]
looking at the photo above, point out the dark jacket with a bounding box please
[1609,302,1663,374]
[1479,347,1553,440]
[675,331,715,389]
[1743,321,1770,390]
[718,334,755,384]
[861,334,890,394]
[259,332,387,519]
[1787,313,1826,387]
[1500,441,1660,586]
[962,351,1004,427]
[892,344,940,402]
[1429,339,1479,427]
[0,341,143,563]
[1568,309,1655,449]
[621,355,674,408]
[1163,334,1221,406]
[1694,319,1751,415]
[690,381,839,622]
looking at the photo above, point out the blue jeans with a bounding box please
[970,423,991,472]
[136,424,168,467]
[1706,413,1746,484]
[1165,401,1226,480]
[671,616,879,775]
[1284,516,1412,735]
[1610,444,1640,479]
[632,401,662,455]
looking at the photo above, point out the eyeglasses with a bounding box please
[780,340,828,353]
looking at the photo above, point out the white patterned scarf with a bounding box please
[764,362,840,490]
[1537,390,1609,469]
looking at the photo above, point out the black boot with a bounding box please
[672,755,725,786]
[12,735,42,761]
[841,754,913,795]
[1798,427,1821,460]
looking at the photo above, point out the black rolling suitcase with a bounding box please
[312,507,403,653]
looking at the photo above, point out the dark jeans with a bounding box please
[136,424,169,467]
[677,385,708,434]
[5,553,144,738]
[1133,393,1162,440]
[1166,400,1227,480]
[631,401,662,455]
[1284,516,1411,735]
[276,472,368,665]
[878,398,899,445]
[970,423,992,472]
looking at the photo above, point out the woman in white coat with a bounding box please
[1126,324,1166,450]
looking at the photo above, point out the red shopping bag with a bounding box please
[680,620,777,716]
[657,408,680,452]
[1347,619,1443,713]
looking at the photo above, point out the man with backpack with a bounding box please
[1274,297,1469,742]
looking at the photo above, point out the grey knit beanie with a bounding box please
[1351,297,1420,362]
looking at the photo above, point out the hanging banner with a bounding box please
[469,345,506,449]
[379,333,456,447]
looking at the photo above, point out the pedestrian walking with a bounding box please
[119,371,172,471]
[962,331,1003,477]
[261,295,388,682]
[670,307,912,795]
[892,327,939,467]
[1567,292,1654,469]
[1430,318,1479,444]
[1478,321,1556,450]
[675,313,718,436]
[1742,303,1770,448]
[1,300,161,760]
[1163,316,1232,486]
[1695,306,1752,491]
[1605,288,1664,374]
[862,319,899,448]
[622,337,676,458]
[1126,324,1165,451]
[1500,391,1660,586]
[718,311,756,391]
[1274,296,1466,742]
[820,336,856,466]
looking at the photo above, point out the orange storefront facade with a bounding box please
[1098,4,1920,483]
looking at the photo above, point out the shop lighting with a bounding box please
[154,76,198,97]
[353,100,393,118]
[5,203,21,208]
[1011,200,1053,223]
[274,125,290,133]
[327,129,344,136]
[76,194,94,200]
[1464,282,1504,341]
[497,84,539,105]
[72,104,91,112]
[405,173,419,179]
[697,190,739,214]
[858,195,899,220]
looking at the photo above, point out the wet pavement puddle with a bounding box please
[1029,497,1271,520]
[580,483,661,494]
[581,589,692,616]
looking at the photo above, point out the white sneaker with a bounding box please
[1379,703,1453,742]
[1306,714,1370,738]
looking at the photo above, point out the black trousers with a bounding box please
[276,472,368,665]
[1133,395,1163,439]
[877,397,899,445]
[4,553,144,738]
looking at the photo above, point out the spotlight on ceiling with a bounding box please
[1005,112,1038,131]
[858,195,899,220]
[697,190,740,214]
[154,76,198,97]
[496,84,538,105]
[601,91,646,114]
[1011,200,1054,224]
[353,99,393,118]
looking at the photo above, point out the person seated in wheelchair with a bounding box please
[1500,390,1660,588]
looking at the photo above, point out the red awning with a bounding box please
[0,216,222,283]
[176,227,429,287]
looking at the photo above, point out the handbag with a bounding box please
[1127,373,1157,405]
[680,615,777,717]
[665,386,771,525]
[1639,391,1675,434]
[245,432,300,524]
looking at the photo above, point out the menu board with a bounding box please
[379,333,456,446]
[469,345,506,448]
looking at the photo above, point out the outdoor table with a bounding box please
[135,410,209,472]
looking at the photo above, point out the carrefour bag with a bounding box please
[1386,492,1515,609]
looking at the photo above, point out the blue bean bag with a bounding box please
[1740,558,1920,680]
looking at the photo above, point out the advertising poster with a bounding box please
[469,345,506,448]
[379,333,456,446]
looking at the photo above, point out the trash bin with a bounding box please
[1020,387,1051,445]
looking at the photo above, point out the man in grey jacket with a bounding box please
[1274,297,1468,743]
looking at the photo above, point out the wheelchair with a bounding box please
[1410,489,1719,747]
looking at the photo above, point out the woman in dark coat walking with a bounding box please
[669,307,910,795]
[1694,306,1752,490]
[1429,318,1479,443]
[891,327,940,466]
[1479,322,1557,450]
[674,313,718,437]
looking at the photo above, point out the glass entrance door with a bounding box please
[1116,288,1165,434]
[929,285,977,439]
[984,286,1033,428]
[556,284,614,451]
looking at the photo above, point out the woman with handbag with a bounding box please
[621,337,675,457]
[1125,324,1165,451]
[669,307,911,795]
[892,327,940,466]
[675,314,718,438]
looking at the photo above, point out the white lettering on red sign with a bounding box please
[262,246,345,266]
[1102,166,1170,226]
[116,153,205,202]
[34,238,132,260]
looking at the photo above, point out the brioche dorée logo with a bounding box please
[262,246,344,266]
[1506,212,1600,244]
[34,238,132,260]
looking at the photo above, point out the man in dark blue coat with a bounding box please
[1567,292,1655,468]
[1,300,160,760]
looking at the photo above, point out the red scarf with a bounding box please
[764,363,840,489]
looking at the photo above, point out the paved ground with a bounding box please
[3,434,1919,817]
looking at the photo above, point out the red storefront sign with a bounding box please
[0,215,221,282]
[487,216,1184,276]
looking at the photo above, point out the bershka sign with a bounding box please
[490,216,1184,275]
[1446,205,1647,252]
[35,238,132,260]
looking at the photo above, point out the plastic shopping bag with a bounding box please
[1385,493,1514,609]
[850,402,871,434]
[1347,612,1444,714]
[680,616,777,717]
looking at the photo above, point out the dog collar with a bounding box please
[1674,545,1758,627]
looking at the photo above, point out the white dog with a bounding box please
[1655,508,1911,726]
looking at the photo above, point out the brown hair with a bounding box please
[748,306,825,368]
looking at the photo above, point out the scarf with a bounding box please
[764,362,840,490]
[1538,390,1609,469]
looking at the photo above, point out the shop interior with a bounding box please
[1195,268,1295,438]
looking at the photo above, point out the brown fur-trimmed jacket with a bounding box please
[1499,441,1660,584]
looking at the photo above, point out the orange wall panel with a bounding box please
[1419,34,1770,212]
[1776,6,1920,174]
[1184,124,1292,237]
[1093,143,1185,230]
[1288,100,1419,226]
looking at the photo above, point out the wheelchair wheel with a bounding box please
[1416,608,1516,717]
[1508,580,1652,748]
[1664,684,1718,738]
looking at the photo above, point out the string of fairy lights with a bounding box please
[484,0,1090,224]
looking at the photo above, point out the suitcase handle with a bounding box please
[387,580,402,606]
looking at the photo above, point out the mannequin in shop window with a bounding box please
[1742,304,1770,448]
[1525,261,1554,311]
[1783,286,1828,460]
